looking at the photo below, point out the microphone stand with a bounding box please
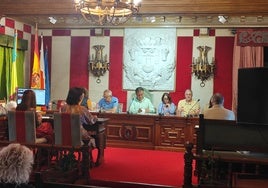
[186,99,200,118]
[127,98,135,114]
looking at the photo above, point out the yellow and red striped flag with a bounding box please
[31,25,41,89]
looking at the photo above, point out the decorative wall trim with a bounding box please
[0,34,28,50]
[237,29,268,46]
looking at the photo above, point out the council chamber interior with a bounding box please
[0,1,268,188]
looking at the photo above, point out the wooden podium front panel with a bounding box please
[97,113,156,150]
[96,113,198,151]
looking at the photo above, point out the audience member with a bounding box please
[0,104,7,116]
[98,89,118,113]
[158,93,176,115]
[5,100,17,111]
[61,87,98,144]
[129,87,155,114]
[177,89,200,117]
[80,88,93,110]
[36,111,54,144]
[16,90,36,111]
[16,89,53,144]
[204,93,235,120]
[0,143,34,188]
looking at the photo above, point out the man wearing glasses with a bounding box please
[98,89,119,113]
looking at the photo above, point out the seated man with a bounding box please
[177,89,200,117]
[98,89,118,113]
[128,87,155,114]
[204,93,235,120]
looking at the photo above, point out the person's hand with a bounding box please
[90,115,98,124]
[93,115,98,122]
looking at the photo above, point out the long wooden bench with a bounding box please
[183,115,268,188]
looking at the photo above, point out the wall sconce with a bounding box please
[191,46,215,87]
[88,45,109,83]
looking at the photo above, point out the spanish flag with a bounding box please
[10,30,18,100]
[31,25,41,89]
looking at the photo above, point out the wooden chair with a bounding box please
[53,112,90,183]
[8,110,47,144]
[54,112,82,147]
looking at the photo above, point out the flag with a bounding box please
[31,25,41,89]
[39,34,45,89]
[10,30,18,100]
[44,45,50,106]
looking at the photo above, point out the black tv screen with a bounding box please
[237,68,268,125]
[17,88,46,106]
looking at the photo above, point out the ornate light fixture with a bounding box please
[191,46,215,87]
[74,0,142,25]
[88,45,109,83]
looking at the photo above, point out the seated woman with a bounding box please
[158,93,176,115]
[16,89,53,144]
[36,111,54,144]
[0,143,34,188]
[61,87,98,146]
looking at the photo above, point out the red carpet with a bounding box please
[90,147,197,187]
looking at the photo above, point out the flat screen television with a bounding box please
[237,67,268,125]
[17,88,46,106]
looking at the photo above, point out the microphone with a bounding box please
[186,99,200,118]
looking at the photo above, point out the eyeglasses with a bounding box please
[104,95,111,99]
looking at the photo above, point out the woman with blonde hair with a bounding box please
[0,143,34,187]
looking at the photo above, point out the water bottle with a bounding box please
[48,101,52,110]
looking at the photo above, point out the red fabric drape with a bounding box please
[170,37,193,105]
[70,37,90,88]
[214,37,234,109]
[232,33,264,114]
[109,37,127,111]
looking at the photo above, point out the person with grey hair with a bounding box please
[128,87,155,114]
[204,93,235,120]
[98,89,118,113]
[0,143,35,188]
[177,89,200,117]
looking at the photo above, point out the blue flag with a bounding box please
[44,46,50,106]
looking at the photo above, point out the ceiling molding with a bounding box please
[1,0,268,28]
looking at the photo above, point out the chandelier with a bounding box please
[74,0,142,25]
[191,46,216,87]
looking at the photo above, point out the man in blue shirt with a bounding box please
[128,87,155,114]
[98,89,118,113]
